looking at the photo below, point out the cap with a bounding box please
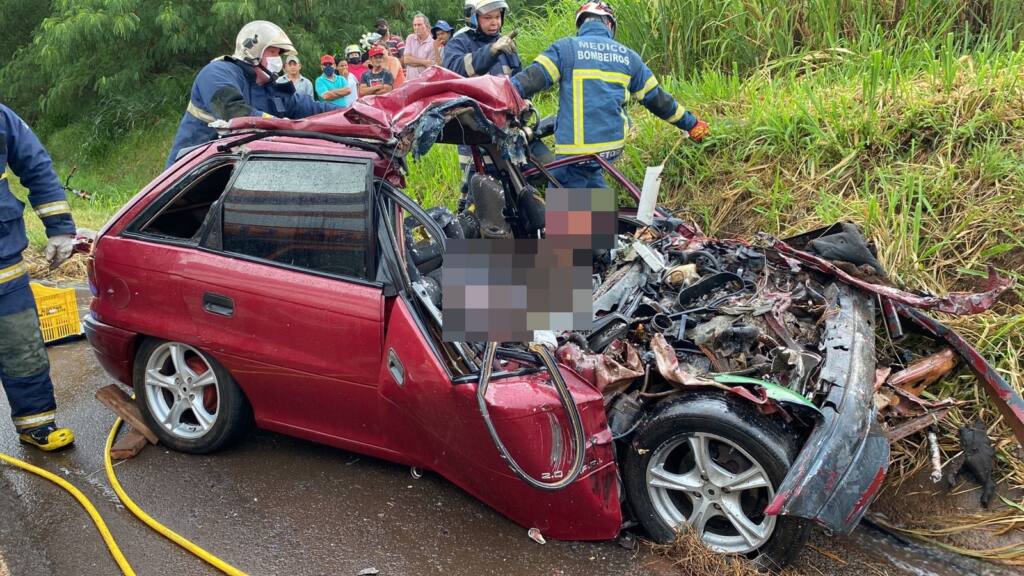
[285,55,300,65]
[345,44,361,56]
[375,18,388,27]
[320,54,335,65]
[368,45,385,57]
[431,20,453,38]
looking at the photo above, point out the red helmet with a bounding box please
[575,2,616,32]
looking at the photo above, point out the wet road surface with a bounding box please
[1,335,654,576]
[0,291,1018,575]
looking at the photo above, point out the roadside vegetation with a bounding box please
[5,0,1023,566]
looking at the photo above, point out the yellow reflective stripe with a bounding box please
[186,100,216,124]
[574,69,630,85]
[535,54,560,82]
[666,105,686,124]
[571,69,632,151]
[463,53,476,77]
[34,200,71,218]
[0,261,28,284]
[633,75,658,100]
[13,411,56,430]
[0,172,7,181]
[554,139,626,155]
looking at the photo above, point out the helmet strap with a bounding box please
[256,61,281,83]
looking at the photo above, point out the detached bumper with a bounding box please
[765,284,890,534]
[83,313,137,386]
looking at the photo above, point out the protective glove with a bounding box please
[44,234,75,268]
[490,35,517,56]
[688,119,710,143]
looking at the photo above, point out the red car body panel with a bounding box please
[225,67,526,144]
[85,76,622,538]
[377,298,621,540]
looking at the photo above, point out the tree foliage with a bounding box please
[0,0,545,133]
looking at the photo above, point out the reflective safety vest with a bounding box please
[512,19,696,157]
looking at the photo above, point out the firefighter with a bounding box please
[443,0,520,79]
[443,0,522,180]
[165,20,336,168]
[0,104,76,451]
[511,2,710,188]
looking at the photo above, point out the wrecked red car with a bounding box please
[84,68,1021,568]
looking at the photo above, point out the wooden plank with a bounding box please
[110,428,149,460]
[95,385,159,445]
[884,407,951,441]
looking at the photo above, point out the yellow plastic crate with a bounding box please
[30,282,83,343]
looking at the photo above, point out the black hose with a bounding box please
[476,342,587,491]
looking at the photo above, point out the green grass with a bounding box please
[11,116,177,246]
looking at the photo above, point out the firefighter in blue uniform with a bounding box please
[166,20,336,168]
[1,104,77,451]
[511,2,710,188]
[443,0,522,177]
[443,0,521,78]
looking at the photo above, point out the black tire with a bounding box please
[623,392,810,571]
[133,338,252,454]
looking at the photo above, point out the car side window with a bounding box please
[219,158,373,280]
[136,161,236,240]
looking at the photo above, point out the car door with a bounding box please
[178,154,386,451]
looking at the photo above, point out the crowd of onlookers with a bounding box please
[282,14,455,107]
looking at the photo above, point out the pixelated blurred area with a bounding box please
[442,188,616,343]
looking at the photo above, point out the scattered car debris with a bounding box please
[528,527,546,545]
[357,568,380,576]
[947,420,997,508]
[520,215,1015,549]
[928,431,943,483]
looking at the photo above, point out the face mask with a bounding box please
[347,56,360,65]
[323,66,336,76]
[264,56,283,75]
[376,27,388,36]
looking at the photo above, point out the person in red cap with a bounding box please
[315,54,356,107]
[358,45,394,96]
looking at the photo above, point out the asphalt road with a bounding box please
[0,291,1017,576]
[0,334,656,576]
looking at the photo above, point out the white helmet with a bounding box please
[360,32,383,52]
[469,0,509,29]
[233,21,296,64]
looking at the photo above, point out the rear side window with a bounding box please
[137,161,235,239]
[220,158,372,280]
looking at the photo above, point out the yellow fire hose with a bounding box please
[103,417,247,575]
[0,418,246,575]
[0,449,136,575]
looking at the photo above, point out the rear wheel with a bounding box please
[623,393,810,570]
[133,339,251,453]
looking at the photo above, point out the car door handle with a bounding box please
[388,348,404,386]
[203,292,234,317]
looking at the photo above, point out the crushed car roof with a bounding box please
[225,68,528,156]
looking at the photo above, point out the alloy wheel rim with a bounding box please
[646,431,776,554]
[144,342,220,440]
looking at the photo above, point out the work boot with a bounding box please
[18,423,75,451]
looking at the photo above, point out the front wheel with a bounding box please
[623,393,810,570]
[133,339,251,454]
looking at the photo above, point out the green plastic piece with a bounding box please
[712,374,820,412]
